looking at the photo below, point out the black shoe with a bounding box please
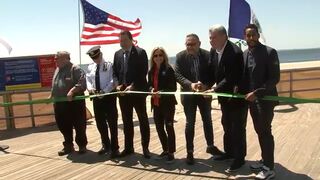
[166,154,175,164]
[119,149,134,157]
[110,150,121,158]
[214,154,234,161]
[206,146,224,156]
[97,146,110,155]
[186,153,194,165]
[143,149,151,159]
[225,160,245,173]
[155,151,168,160]
[78,147,87,154]
[58,147,75,156]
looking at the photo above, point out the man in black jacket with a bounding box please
[175,33,223,165]
[207,24,247,172]
[113,31,150,159]
[243,24,280,180]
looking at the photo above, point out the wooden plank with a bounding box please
[0,102,319,179]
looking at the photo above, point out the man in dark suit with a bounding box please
[207,24,247,172]
[175,33,223,165]
[113,31,150,159]
[243,24,280,180]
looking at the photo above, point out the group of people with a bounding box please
[50,24,279,180]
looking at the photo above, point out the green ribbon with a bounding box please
[1,91,320,107]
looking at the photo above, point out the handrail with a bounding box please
[0,89,54,130]
[278,66,320,97]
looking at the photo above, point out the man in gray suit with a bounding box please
[242,24,280,180]
[175,33,223,165]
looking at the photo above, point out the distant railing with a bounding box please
[0,88,55,130]
[1,66,320,130]
[278,67,320,98]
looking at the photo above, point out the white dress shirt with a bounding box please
[216,40,228,64]
[86,58,114,93]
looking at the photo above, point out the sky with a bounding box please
[1,0,320,65]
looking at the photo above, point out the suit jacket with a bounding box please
[148,64,177,107]
[211,40,244,96]
[113,46,148,91]
[175,48,214,92]
[242,42,280,103]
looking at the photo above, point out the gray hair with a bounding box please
[56,51,71,60]
[209,24,228,36]
[186,33,200,41]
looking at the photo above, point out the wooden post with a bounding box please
[3,93,15,129]
[289,72,293,98]
[28,92,36,127]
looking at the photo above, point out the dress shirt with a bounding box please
[86,58,114,93]
[216,40,228,64]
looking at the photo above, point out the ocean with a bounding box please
[168,47,320,65]
[80,47,320,70]
[277,48,320,63]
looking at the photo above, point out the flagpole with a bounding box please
[78,0,82,65]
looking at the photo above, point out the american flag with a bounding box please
[80,0,142,45]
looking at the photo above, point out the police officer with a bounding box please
[86,46,120,158]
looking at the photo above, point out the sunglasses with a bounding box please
[153,54,163,58]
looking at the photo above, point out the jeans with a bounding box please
[181,95,214,153]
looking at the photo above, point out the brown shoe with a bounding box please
[58,147,75,156]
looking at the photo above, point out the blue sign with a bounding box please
[0,61,4,91]
[3,58,40,85]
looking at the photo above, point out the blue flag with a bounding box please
[228,0,266,43]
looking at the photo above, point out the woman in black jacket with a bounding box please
[148,47,177,163]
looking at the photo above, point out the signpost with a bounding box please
[0,54,56,129]
[0,54,56,92]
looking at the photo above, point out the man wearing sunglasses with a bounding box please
[175,33,224,165]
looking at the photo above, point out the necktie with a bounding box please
[95,64,100,91]
[123,51,129,84]
[193,56,200,81]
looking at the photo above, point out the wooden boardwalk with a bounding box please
[0,100,319,180]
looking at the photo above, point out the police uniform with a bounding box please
[86,46,119,156]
